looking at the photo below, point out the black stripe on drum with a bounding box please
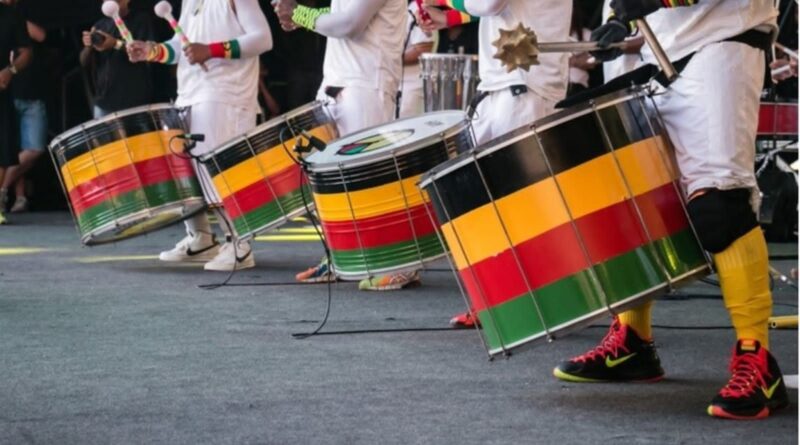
[309,143,452,194]
[594,99,655,150]
[55,109,181,164]
[426,162,492,225]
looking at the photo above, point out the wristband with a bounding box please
[114,39,125,50]
[209,40,241,59]
[148,42,176,64]
[445,9,475,27]
[292,5,330,31]
[433,0,467,13]
[661,0,696,6]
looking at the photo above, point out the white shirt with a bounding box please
[476,0,570,102]
[642,0,777,64]
[322,0,407,93]
[173,0,271,110]
[602,0,641,81]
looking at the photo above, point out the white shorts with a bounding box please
[471,88,557,145]
[187,102,258,204]
[317,85,396,137]
[652,41,764,208]
[398,86,425,119]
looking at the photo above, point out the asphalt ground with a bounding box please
[0,212,797,445]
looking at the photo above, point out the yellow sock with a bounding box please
[713,227,772,349]
[618,300,654,340]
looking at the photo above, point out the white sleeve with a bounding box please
[463,0,509,17]
[231,0,273,57]
[313,0,386,39]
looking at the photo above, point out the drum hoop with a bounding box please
[198,101,329,162]
[49,103,180,150]
[420,53,479,61]
[307,112,471,173]
[419,87,648,188]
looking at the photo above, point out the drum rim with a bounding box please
[199,101,330,162]
[306,110,470,173]
[420,53,479,61]
[49,103,181,150]
[419,86,648,188]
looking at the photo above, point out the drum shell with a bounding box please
[49,104,205,245]
[201,102,338,239]
[421,88,710,356]
[308,115,475,280]
[421,54,480,113]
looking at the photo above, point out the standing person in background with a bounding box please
[128,0,273,272]
[0,0,31,225]
[399,1,434,118]
[273,0,414,290]
[0,0,47,214]
[80,0,159,118]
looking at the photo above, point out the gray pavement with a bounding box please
[0,212,797,445]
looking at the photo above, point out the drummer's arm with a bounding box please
[427,0,503,17]
[288,0,384,38]
[207,0,273,59]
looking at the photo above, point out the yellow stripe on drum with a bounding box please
[439,137,677,267]
[441,179,569,269]
[314,174,428,222]
[211,125,336,199]
[614,137,677,196]
[61,130,182,192]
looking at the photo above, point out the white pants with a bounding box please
[653,41,764,208]
[317,85,396,136]
[188,102,258,204]
[472,88,557,145]
[399,87,425,119]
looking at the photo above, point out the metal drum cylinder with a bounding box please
[420,54,480,113]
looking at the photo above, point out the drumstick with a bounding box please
[775,42,799,60]
[154,0,209,72]
[101,1,134,44]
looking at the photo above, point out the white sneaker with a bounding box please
[203,240,256,271]
[159,232,220,263]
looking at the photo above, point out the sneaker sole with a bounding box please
[707,399,789,420]
[204,261,256,272]
[297,275,338,284]
[552,367,665,383]
[359,279,421,292]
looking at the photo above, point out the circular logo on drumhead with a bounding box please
[337,130,415,156]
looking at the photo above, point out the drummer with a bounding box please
[127,0,273,272]
[553,0,789,420]
[418,0,572,325]
[273,0,421,291]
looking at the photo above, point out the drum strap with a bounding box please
[556,28,774,109]
[467,85,527,118]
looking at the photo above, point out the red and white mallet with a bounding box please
[101,1,134,44]
[154,0,208,72]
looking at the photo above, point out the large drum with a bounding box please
[420,54,480,113]
[50,104,205,246]
[420,87,710,357]
[306,111,475,280]
[200,102,338,239]
[757,101,798,140]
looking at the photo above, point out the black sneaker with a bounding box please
[553,318,665,383]
[707,339,790,419]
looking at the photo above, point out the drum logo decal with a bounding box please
[337,130,415,155]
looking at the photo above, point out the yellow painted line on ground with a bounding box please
[255,234,322,242]
[75,254,159,264]
[275,227,320,234]
[291,216,309,223]
[0,247,48,256]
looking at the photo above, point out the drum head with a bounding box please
[306,111,467,172]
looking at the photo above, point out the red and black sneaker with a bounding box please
[553,318,664,383]
[707,339,789,420]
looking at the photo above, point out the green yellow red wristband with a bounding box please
[209,40,241,59]
[432,0,467,14]
[148,43,176,64]
[661,0,696,6]
[445,9,475,26]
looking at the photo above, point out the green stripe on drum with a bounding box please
[476,229,705,353]
[232,187,310,237]
[76,177,202,234]
[330,233,444,275]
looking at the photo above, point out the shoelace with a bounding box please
[719,352,769,399]
[574,319,629,363]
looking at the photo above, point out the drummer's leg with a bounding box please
[472,89,556,145]
[318,86,395,137]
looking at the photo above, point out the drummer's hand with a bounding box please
[771,58,798,83]
[0,67,12,91]
[184,43,211,65]
[92,30,117,52]
[418,5,447,33]
[82,28,94,47]
[272,0,298,32]
[126,40,153,63]
[590,18,629,62]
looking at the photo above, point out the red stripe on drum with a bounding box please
[70,155,195,215]
[220,164,306,220]
[321,203,439,251]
